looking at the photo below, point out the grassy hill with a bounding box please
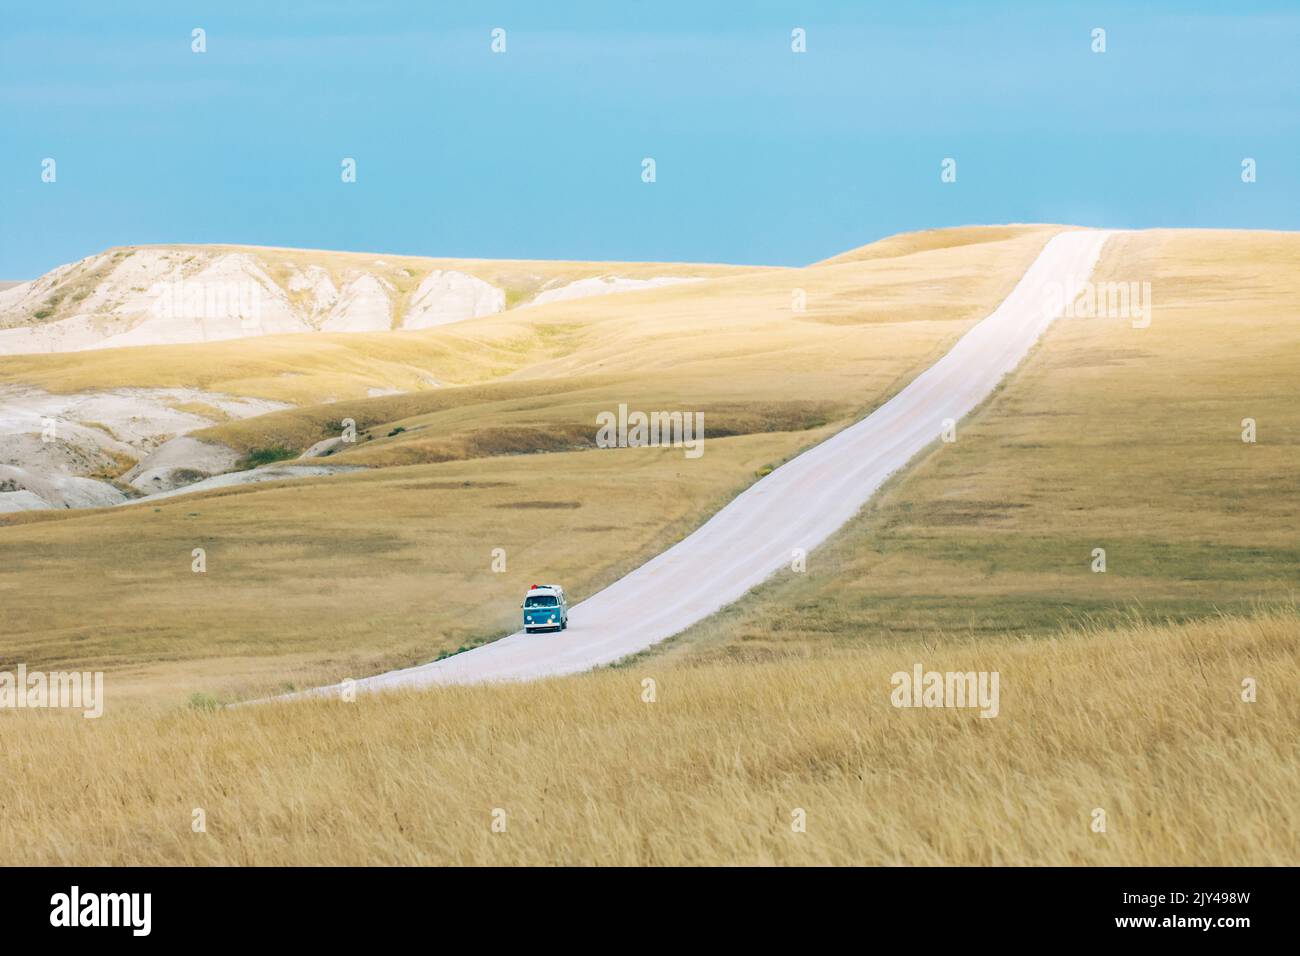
[0,226,1061,703]
[0,226,1059,407]
[656,229,1300,662]
[1,225,1294,866]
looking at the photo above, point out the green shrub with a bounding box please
[239,446,296,469]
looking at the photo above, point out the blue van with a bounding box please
[522,584,568,632]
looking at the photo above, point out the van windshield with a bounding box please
[525,595,558,607]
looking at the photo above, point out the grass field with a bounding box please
[0,226,1060,703]
[658,229,1300,663]
[2,610,1294,865]
[0,228,1058,407]
[0,433,807,704]
[2,225,1294,867]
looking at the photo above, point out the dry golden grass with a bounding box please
[182,224,1062,459]
[664,229,1300,660]
[816,223,1061,265]
[0,432,810,705]
[0,226,1059,407]
[1,611,1293,865]
[187,373,840,463]
[0,325,542,405]
[0,227,1061,704]
[1,226,1295,867]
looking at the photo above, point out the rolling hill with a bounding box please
[1,225,1294,866]
[0,224,1062,697]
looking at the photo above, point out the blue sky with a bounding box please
[2,1,1296,277]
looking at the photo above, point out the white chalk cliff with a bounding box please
[0,248,512,354]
